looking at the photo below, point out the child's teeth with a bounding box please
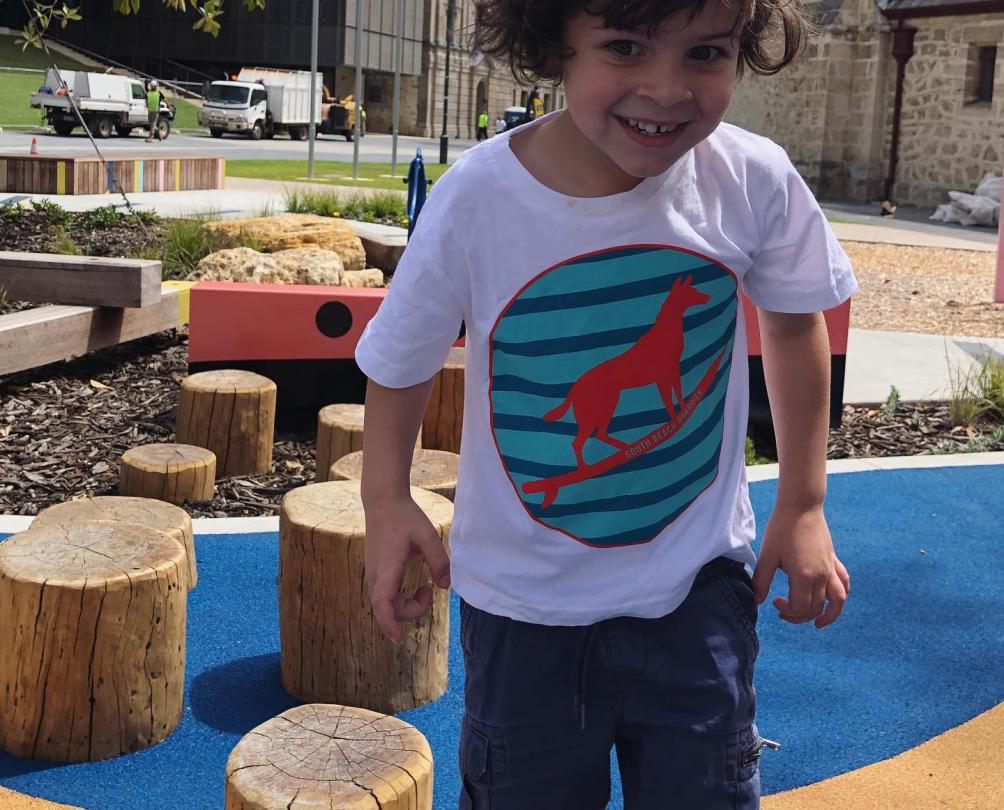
[643,122,658,134]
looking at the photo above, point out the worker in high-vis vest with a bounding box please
[146,80,163,142]
[477,110,488,141]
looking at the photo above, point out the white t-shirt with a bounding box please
[355,113,857,626]
[495,118,506,134]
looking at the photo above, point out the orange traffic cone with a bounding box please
[29,138,38,156]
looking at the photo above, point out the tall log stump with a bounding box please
[226,704,433,810]
[120,443,216,505]
[33,495,197,591]
[279,481,453,712]
[422,346,465,453]
[176,369,276,476]
[0,520,187,763]
[315,403,422,482]
[330,449,460,501]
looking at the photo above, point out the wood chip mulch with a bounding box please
[0,332,316,518]
[1,330,1002,519]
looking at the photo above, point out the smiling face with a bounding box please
[556,1,741,189]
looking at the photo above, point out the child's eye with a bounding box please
[607,40,642,58]
[689,45,729,63]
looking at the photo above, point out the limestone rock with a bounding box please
[195,247,346,285]
[273,248,345,286]
[205,214,366,272]
[195,248,288,284]
[341,268,386,288]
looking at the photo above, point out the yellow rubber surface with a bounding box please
[764,701,1004,809]
[0,786,81,809]
[3,703,1001,809]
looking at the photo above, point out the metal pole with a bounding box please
[391,0,404,177]
[307,0,319,179]
[352,0,364,179]
[438,0,455,164]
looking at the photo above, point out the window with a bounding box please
[132,83,146,100]
[250,89,267,106]
[965,45,997,106]
[520,90,528,106]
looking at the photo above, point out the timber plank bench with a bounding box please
[0,252,184,377]
[0,153,225,195]
[279,480,453,712]
[226,704,433,809]
[0,520,187,762]
[0,251,162,308]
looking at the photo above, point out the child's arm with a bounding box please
[361,378,452,645]
[750,310,851,628]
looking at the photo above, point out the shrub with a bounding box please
[157,216,262,280]
[29,198,71,225]
[78,205,125,230]
[49,227,82,255]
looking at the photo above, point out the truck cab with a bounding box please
[31,70,175,138]
[200,69,320,140]
[199,81,269,139]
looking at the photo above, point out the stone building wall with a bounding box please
[726,0,1004,207]
[892,14,1004,206]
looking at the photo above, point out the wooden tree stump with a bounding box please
[120,443,216,505]
[32,495,197,590]
[226,704,433,810]
[315,403,422,482]
[175,369,276,477]
[422,346,465,453]
[0,520,187,763]
[330,449,460,501]
[279,480,453,712]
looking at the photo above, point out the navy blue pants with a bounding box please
[459,557,761,809]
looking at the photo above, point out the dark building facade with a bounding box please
[2,0,422,78]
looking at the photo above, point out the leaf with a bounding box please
[89,379,111,390]
[90,461,110,475]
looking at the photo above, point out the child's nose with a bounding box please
[636,69,695,109]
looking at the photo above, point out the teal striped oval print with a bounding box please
[489,245,738,548]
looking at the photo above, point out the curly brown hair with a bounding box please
[471,0,815,83]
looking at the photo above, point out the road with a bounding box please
[0,129,477,163]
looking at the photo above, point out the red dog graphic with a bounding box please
[542,274,711,469]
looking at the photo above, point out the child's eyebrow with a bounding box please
[697,28,740,41]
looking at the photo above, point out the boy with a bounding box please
[356,0,855,807]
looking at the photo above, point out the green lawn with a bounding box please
[226,159,449,191]
[0,70,48,127]
[171,98,203,133]
[0,34,89,71]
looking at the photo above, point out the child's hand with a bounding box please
[751,506,850,628]
[364,495,452,645]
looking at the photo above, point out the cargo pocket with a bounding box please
[729,724,763,809]
[458,715,506,810]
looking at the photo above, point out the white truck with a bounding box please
[31,69,175,139]
[198,68,321,140]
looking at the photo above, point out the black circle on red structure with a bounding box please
[315,301,353,338]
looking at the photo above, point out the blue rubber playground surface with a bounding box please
[1,462,1003,809]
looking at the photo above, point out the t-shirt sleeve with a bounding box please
[354,193,467,389]
[743,146,858,313]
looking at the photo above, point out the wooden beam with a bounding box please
[0,252,162,308]
[0,285,180,377]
